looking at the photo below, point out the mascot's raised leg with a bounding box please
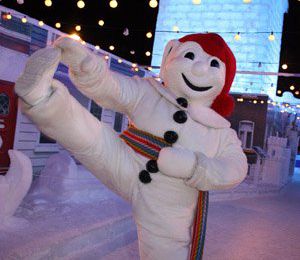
[15,47,139,202]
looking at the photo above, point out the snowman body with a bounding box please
[15,33,248,260]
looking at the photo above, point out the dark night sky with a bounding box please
[0,0,159,66]
[0,0,299,101]
[277,0,300,100]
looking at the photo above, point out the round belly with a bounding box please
[133,173,199,242]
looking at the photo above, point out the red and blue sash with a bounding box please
[120,126,209,260]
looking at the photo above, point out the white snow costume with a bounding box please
[15,33,248,260]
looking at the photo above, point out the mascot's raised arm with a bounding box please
[15,33,247,260]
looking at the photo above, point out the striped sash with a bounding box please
[120,126,209,260]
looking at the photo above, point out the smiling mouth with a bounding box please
[181,74,213,92]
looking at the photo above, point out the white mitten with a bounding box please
[157,147,197,179]
[53,37,107,93]
[15,47,61,106]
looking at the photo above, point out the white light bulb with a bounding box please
[234,32,241,41]
[75,25,81,31]
[77,0,85,8]
[149,0,158,8]
[98,20,104,26]
[268,32,275,41]
[172,25,179,32]
[110,0,118,8]
[21,17,27,23]
[109,45,115,51]
[146,32,152,38]
[281,64,288,70]
[118,59,122,63]
[192,0,201,4]
[55,22,61,28]
[145,51,151,56]
[38,21,44,26]
[44,0,52,7]
[69,34,81,41]
[290,85,295,91]
[95,45,100,50]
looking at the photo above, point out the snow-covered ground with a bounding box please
[1,154,300,259]
[106,168,300,260]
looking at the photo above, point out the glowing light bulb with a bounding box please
[77,0,85,8]
[38,21,44,27]
[44,0,52,7]
[55,22,61,28]
[145,51,151,56]
[21,16,27,23]
[253,100,257,104]
[267,100,271,104]
[95,45,100,50]
[149,0,158,8]
[98,20,104,26]
[290,85,295,91]
[69,33,81,41]
[234,32,241,41]
[281,64,288,70]
[75,25,81,31]
[118,59,122,63]
[132,63,137,68]
[260,100,264,104]
[104,55,109,60]
[277,90,282,94]
[6,13,12,20]
[192,0,201,4]
[147,67,152,71]
[109,0,118,8]
[81,40,86,45]
[134,67,139,72]
[172,25,179,32]
[268,32,275,41]
[295,91,299,95]
[109,45,115,51]
[146,32,153,38]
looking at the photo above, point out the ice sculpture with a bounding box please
[0,135,32,228]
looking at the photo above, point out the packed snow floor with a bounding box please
[1,166,300,259]
[105,168,300,260]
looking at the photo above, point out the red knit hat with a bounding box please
[179,33,236,117]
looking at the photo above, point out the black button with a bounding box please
[176,97,188,108]
[173,110,187,124]
[139,170,152,184]
[164,131,178,144]
[146,160,159,173]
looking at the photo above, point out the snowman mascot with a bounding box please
[15,33,247,260]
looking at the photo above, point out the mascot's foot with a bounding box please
[54,37,91,73]
[15,47,61,106]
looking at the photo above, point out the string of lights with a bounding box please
[0,4,299,108]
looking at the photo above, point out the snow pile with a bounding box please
[0,150,32,229]
[30,151,111,204]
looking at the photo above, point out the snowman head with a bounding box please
[159,33,236,117]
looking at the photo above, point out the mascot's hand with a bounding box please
[157,147,196,179]
[53,36,106,83]
[15,47,61,106]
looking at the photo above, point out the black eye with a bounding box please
[184,52,195,60]
[210,59,220,68]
